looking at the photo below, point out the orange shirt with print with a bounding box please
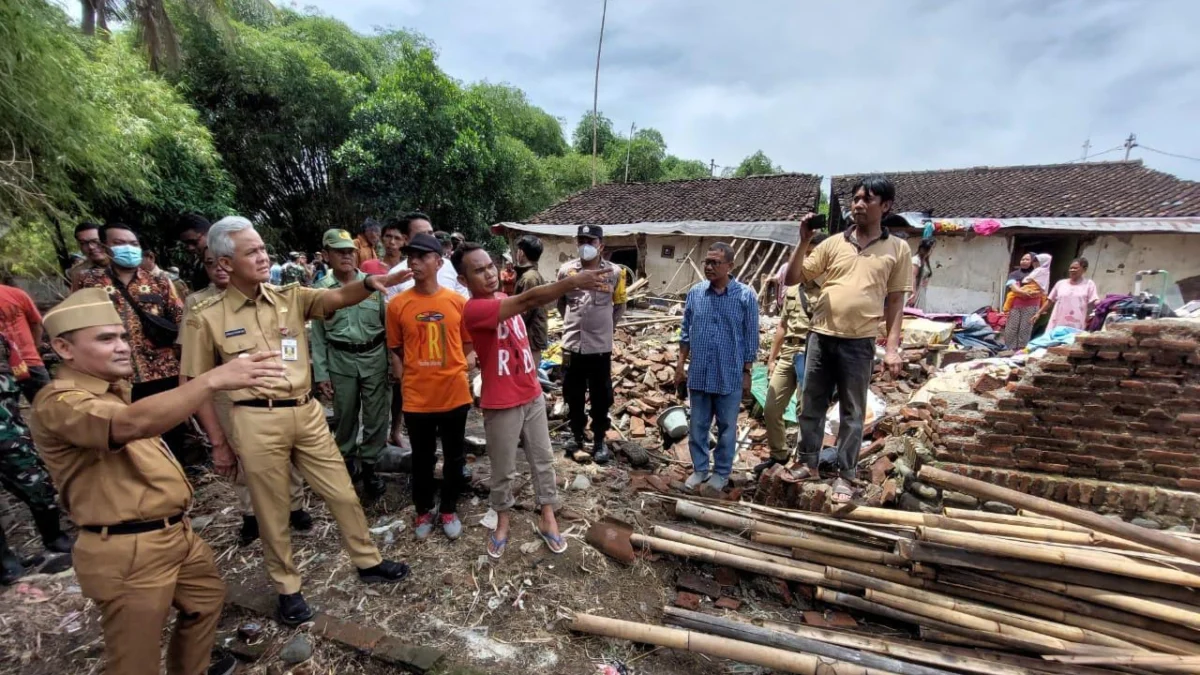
[386,286,473,413]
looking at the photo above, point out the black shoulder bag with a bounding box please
[109,271,179,348]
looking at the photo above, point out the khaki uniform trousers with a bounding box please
[73,522,224,675]
[215,394,306,514]
[764,351,805,462]
[229,398,381,594]
[483,396,560,512]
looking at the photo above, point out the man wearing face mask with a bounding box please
[556,225,627,464]
[75,224,197,468]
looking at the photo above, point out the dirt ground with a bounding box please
[0,408,813,675]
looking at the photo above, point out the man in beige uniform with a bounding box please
[180,246,311,546]
[181,216,413,626]
[31,288,284,675]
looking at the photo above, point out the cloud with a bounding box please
[308,0,1200,180]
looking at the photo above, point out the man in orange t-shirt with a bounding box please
[386,233,475,541]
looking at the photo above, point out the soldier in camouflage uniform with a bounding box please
[0,332,72,584]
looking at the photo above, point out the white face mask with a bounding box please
[578,244,599,261]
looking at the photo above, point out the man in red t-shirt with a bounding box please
[0,282,49,401]
[452,242,607,559]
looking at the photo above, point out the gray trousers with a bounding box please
[797,333,876,480]
[483,396,561,512]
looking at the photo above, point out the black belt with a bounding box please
[83,513,184,535]
[327,334,385,353]
[234,392,313,409]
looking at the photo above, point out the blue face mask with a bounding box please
[110,244,143,269]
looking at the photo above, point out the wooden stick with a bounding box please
[662,607,961,675]
[617,316,682,328]
[735,239,764,278]
[943,507,1091,532]
[744,242,780,286]
[932,581,1200,655]
[651,526,825,576]
[751,531,907,566]
[919,465,1200,564]
[938,570,1200,646]
[686,255,704,284]
[917,527,1200,588]
[897,539,1200,606]
[631,532,829,586]
[825,568,1144,651]
[1003,574,1200,632]
[664,242,701,292]
[570,613,896,675]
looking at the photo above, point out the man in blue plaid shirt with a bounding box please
[674,242,760,496]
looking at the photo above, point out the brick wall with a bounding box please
[934,319,1200,500]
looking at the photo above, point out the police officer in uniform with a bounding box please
[181,216,413,625]
[181,246,312,546]
[31,288,285,675]
[312,228,390,499]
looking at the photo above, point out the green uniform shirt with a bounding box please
[779,282,820,359]
[311,272,388,381]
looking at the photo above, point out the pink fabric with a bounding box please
[973,219,1002,236]
[1047,278,1099,331]
[463,294,542,410]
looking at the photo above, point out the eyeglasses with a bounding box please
[702,259,727,267]
[78,239,102,250]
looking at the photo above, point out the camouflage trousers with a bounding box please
[0,393,58,513]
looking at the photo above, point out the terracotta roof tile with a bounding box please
[526,174,822,224]
[832,161,1200,218]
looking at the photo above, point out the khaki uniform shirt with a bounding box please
[180,282,332,401]
[800,226,913,340]
[311,272,387,382]
[30,366,192,526]
[556,259,627,355]
[180,285,232,428]
[778,282,819,359]
[514,265,549,352]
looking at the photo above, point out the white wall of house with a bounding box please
[923,235,1012,313]
[1079,234,1200,299]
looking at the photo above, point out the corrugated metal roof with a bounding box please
[898,215,1200,234]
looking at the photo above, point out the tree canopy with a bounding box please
[729,150,784,177]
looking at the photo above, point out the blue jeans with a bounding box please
[688,389,742,478]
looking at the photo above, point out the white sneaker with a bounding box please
[684,471,708,490]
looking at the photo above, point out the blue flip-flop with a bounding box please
[487,533,508,559]
[538,529,568,554]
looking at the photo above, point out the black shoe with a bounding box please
[32,508,73,554]
[0,548,26,586]
[358,559,410,584]
[39,552,72,575]
[239,515,259,547]
[754,458,784,477]
[564,435,585,455]
[278,592,315,626]
[592,442,612,465]
[361,464,386,501]
[290,509,313,531]
[207,651,237,675]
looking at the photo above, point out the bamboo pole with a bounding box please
[570,613,894,675]
[882,632,1142,675]
[734,239,764,278]
[695,498,906,542]
[674,500,803,538]
[630,532,829,586]
[917,627,1004,649]
[938,570,1200,645]
[651,526,825,575]
[896,539,1200,606]
[932,581,1200,655]
[917,527,1200,588]
[744,241,780,285]
[662,607,961,675]
[918,465,1200,564]
[787,548,922,587]
[751,531,907,566]
[943,507,1092,532]
[862,589,1127,655]
[824,568,1146,651]
[1003,574,1200,632]
[1041,655,1200,675]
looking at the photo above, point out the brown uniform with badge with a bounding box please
[31,289,224,675]
[181,282,381,594]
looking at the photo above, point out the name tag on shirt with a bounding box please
[225,328,246,337]
[281,338,299,362]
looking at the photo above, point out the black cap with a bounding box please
[402,232,442,256]
[577,225,603,240]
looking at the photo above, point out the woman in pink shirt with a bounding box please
[1038,257,1099,331]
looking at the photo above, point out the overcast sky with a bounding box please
[307,0,1200,181]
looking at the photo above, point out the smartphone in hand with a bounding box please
[802,213,827,235]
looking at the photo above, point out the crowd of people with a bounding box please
[0,173,1111,675]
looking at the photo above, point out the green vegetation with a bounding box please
[2,0,784,274]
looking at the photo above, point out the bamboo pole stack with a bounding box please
[572,470,1200,675]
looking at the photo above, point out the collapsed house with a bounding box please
[493,173,822,299]
[831,160,1200,313]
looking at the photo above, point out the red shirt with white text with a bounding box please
[463,294,542,410]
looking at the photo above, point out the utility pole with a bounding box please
[1081,138,1091,160]
[590,0,608,187]
[709,159,716,177]
[1123,133,1138,161]
[623,121,636,183]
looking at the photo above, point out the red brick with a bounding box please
[1119,379,1148,390]
[1179,413,1200,425]
[1040,361,1074,373]
[1181,478,1200,491]
[826,611,858,628]
[1091,365,1134,378]
[1142,449,1198,465]
[1088,378,1118,390]
[1049,427,1077,440]
[715,567,739,587]
[1065,347,1095,361]
[714,597,742,611]
[942,413,986,425]
[1154,338,1199,352]
[1136,366,1185,379]
[1037,463,1069,473]
[1066,466,1098,477]
[1040,413,1074,425]
[803,611,832,627]
[1130,323,1164,336]
[1065,454,1095,466]
[1096,350,1122,361]
[1033,374,1074,388]
[1155,465,1187,478]
[1077,333,1135,349]
[674,591,702,610]
[969,455,1017,468]
[1054,401,1083,413]
[1144,409,1174,421]
[1099,392,1156,407]
[1152,352,1185,366]
[1086,444,1138,460]
[1012,384,1044,398]
[1122,350,1151,363]
[942,439,985,454]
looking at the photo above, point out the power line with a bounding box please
[1140,145,1200,163]
[1069,145,1123,163]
